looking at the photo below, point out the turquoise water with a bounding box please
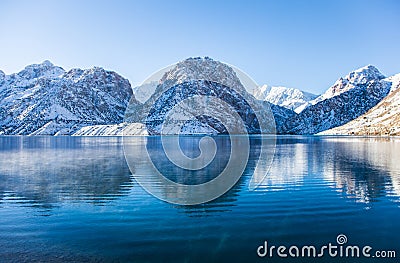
[0,136,399,262]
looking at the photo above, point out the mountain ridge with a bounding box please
[310,64,386,106]
[0,59,398,136]
[280,65,393,134]
[320,73,400,135]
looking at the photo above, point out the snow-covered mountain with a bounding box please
[2,59,398,136]
[320,73,400,135]
[126,57,277,135]
[0,61,136,135]
[77,57,293,136]
[310,65,385,105]
[253,85,317,113]
[282,65,391,134]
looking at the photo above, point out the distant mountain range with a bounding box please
[252,85,317,113]
[0,58,398,136]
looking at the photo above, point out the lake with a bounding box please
[0,136,399,262]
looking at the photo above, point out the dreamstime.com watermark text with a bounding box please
[257,234,396,259]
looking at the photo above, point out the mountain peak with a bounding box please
[159,56,246,94]
[345,64,385,84]
[40,60,54,67]
[17,60,65,80]
[63,66,117,83]
[355,64,379,72]
[312,65,385,103]
[23,60,56,71]
[185,56,215,62]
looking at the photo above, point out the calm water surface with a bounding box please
[0,136,399,262]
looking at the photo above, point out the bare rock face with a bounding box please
[0,61,137,135]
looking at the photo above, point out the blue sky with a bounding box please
[0,0,399,94]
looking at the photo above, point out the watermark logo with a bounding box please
[336,234,347,245]
[257,234,396,259]
[122,58,276,205]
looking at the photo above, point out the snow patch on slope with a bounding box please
[384,73,400,93]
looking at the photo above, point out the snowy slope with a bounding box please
[385,73,400,93]
[310,65,385,105]
[320,74,400,135]
[282,65,391,134]
[2,59,397,137]
[125,57,278,135]
[253,85,317,113]
[73,122,148,136]
[62,57,293,136]
[0,61,136,135]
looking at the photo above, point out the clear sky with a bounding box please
[0,0,399,94]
